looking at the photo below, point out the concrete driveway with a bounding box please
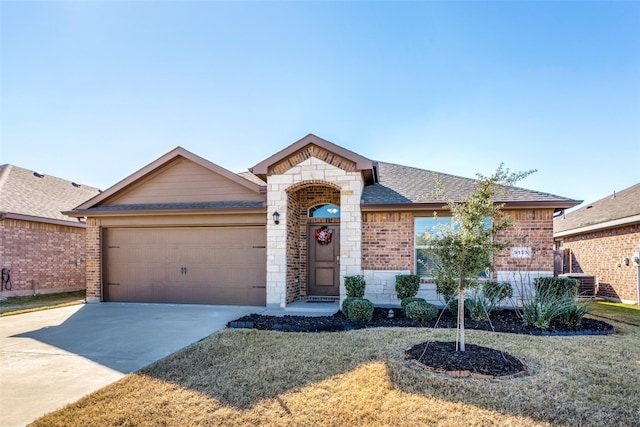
[0,303,260,427]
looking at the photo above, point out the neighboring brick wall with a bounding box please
[561,224,640,302]
[85,217,102,302]
[361,212,413,271]
[0,218,86,295]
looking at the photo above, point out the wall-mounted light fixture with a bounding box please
[623,257,630,266]
[272,211,280,225]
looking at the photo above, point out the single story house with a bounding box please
[67,134,580,308]
[554,183,640,304]
[0,164,100,296]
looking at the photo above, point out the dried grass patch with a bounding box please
[31,322,640,427]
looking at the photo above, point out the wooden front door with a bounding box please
[308,224,340,296]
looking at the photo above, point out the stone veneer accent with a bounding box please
[0,218,86,296]
[266,157,364,308]
[561,223,640,303]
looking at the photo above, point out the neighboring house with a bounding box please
[0,165,101,296]
[554,183,640,304]
[66,134,580,308]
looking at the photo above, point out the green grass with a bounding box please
[587,300,640,326]
[0,290,85,316]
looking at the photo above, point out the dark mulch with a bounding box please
[230,307,614,336]
[404,341,528,378]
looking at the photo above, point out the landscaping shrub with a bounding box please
[341,297,359,315]
[561,299,591,326]
[345,275,366,298]
[483,281,513,303]
[465,281,514,321]
[534,277,579,299]
[405,300,438,322]
[346,298,374,322]
[521,286,577,329]
[401,297,426,313]
[435,278,457,307]
[465,293,490,321]
[395,274,421,300]
[447,297,459,314]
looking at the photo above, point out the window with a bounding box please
[309,204,340,218]
[415,217,452,277]
[415,216,492,278]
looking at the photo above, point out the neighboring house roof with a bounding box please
[554,183,640,237]
[362,161,580,210]
[0,164,101,226]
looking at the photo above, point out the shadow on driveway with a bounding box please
[0,303,260,427]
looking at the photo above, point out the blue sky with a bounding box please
[1,1,638,208]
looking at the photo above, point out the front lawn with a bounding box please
[0,290,85,316]
[31,316,639,426]
[588,300,640,326]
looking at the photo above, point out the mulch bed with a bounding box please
[229,307,614,336]
[229,308,613,379]
[404,341,528,379]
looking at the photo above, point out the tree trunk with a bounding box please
[457,286,465,352]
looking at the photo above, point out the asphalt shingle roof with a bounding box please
[363,162,578,206]
[0,164,101,223]
[554,183,640,234]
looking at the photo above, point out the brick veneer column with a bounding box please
[85,217,102,303]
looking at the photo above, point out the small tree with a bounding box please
[425,165,534,351]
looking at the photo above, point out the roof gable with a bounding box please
[554,183,640,235]
[362,162,581,210]
[0,164,100,225]
[76,147,264,210]
[250,134,375,183]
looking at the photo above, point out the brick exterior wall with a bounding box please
[495,209,555,273]
[361,212,413,271]
[561,223,640,303]
[361,208,556,306]
[0,218,86,296]
[85,217,102,302]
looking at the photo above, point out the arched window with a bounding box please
[309,203,340,218]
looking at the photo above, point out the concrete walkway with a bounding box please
[0,303,259,427]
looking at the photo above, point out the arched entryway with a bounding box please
[285,183,341,303]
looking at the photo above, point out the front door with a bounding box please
[308,224,340,296]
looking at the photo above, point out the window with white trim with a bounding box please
[415,216,492,278]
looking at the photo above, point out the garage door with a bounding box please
[103,227,266,305]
